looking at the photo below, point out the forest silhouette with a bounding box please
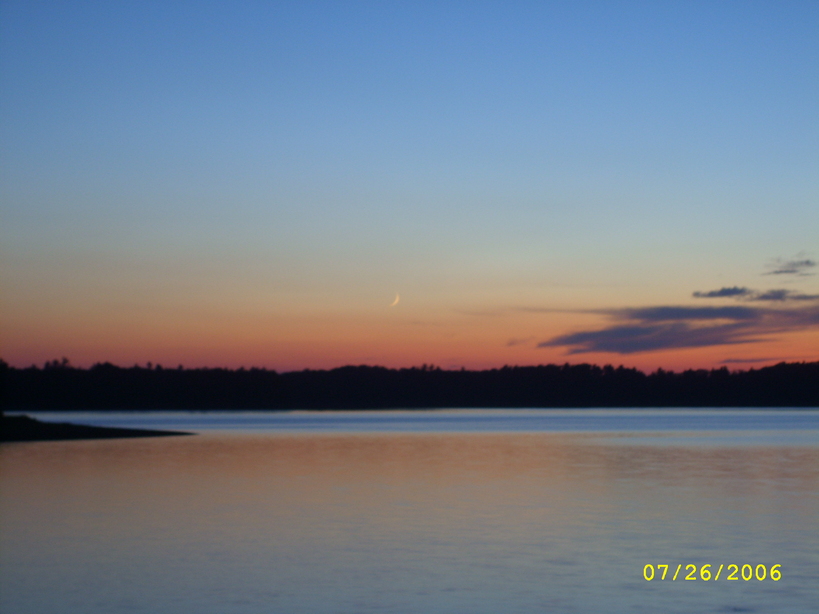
[2,359,817,409]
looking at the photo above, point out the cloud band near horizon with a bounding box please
[540,303,819,355]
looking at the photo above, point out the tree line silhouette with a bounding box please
[1,359,817,410]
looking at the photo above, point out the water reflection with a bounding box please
[2,427,818,613]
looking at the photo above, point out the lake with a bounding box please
[2,409,818,613]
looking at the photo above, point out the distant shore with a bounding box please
[0,412,193,442]
[2,360,818,410]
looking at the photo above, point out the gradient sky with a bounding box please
[2,1,818,372]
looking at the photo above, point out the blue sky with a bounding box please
[2,1,817,370]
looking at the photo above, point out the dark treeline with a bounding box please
[2,359,818,409]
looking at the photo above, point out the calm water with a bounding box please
[2,409,818,613]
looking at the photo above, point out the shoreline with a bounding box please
[0,413,193,442]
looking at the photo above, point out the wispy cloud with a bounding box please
[539,304,819,354]
[615,306,760,321]
[752,289,819,301]
[539,256,819,354]
[693,286,752,298]
[693,287,819,302]
[764,256,816,276]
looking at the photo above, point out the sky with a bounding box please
[1,1,818,372]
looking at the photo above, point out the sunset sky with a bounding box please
[2,1,817,372]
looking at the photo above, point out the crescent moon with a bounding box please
[390,293,400,307]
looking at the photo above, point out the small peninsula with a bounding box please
[0,412,192,442]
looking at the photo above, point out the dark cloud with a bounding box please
[754,289,790,301]
[765,257,816,276]
[539,304,819,355]
[535,255,819,354]
[751,289,819,301]
[540,322,756,354]
[693,286,752,298]
[616,305,760,321]
[775,304,819,325]
[693,286,819,302]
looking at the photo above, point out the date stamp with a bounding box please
[643,564,781,582]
